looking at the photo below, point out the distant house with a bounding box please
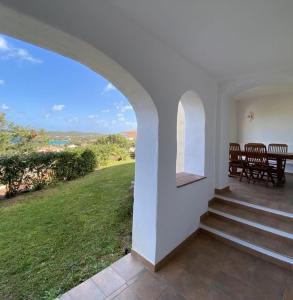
[121,131,137,141]
[67,144,78,149]
[37,145,63,153]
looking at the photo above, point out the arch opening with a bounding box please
[0,4,159,270]
[176,91,206,185]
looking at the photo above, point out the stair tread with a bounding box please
[210,198,293,234]
[201,213,293,259]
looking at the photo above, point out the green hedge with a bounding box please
[55,149,96,181]
[0,149,96,197]
[87,144,130,167]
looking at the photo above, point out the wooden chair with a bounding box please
[241,144,275,186]
[268,143,288,183]
[229,143,243,177]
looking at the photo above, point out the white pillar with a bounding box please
[215,91,230,189]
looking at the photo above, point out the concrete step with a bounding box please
[199,196,293,270]
[200,213,293,270]
[201,213,293,258]
[214,192,293,215]
[209,197,293,238]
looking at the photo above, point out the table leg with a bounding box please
[276,157,283,184]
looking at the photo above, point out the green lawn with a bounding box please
[0,161,135,300]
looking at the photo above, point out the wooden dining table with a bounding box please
[236,150,293,184]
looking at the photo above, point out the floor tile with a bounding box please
[60,232,292,300]
[158,286,186,300]
[92,266,126,296]
[126,270,167,299]
[111,253,145,281]
[68,279,105,300]
[59,292,72,300]
[112,286,143,300]
[223,175,293,213]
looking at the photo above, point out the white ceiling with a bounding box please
[233,84,293,101]
[1,0,293,81]
[110,0,293,79]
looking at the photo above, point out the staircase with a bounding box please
[200,195,293,270]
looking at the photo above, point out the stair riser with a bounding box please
[213,196,293,220]
[206,212,293,247]
[200,226,293,271]
[208,208,293,239]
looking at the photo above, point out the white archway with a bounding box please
[0,5,159,263]
[216,73,293,189]
[176,91,205,176]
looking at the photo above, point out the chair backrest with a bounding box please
[229,143,241,161]
[246,143,265,147]
[268,143,288,153]
[244,143,268,165]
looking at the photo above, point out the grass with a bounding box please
[0,161,135,300]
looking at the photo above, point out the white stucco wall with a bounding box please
[176,92,205,176]
[0,1,218,265]
[236,95,293,172]
[176,102,185,173]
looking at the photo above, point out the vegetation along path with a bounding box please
[0,161,134,300]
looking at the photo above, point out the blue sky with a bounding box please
[0,34,137,133]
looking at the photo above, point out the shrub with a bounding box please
[25,152,57,190]
[88,144,130,167]
[80,149,97,174]
[0,155,27,197]
[54,151,80,181]
[110,145,129,161]
[95,134,131,149]
[0,149,96,197]
[54,149,96,181]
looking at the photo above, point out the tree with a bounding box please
[95,134,131,149]
[0,113,11,154]
[0,113,48,155]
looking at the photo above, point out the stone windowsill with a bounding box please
[176,172,206,188]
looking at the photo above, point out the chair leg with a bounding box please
[282,170,286,183]
[240,167,247,182]
[248,169,253,184]
[270,172,275,186]
[240,169,243,182]
[266,171,269,186]
[267,170,275,186]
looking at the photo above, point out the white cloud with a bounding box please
[0,37,9,50]
[88,114,99,119]
[95,119,109,128]
[118,116,126,122]
[115,104,133,113]
[68,116,79,123]
[0,79,5,85]
[121,105,133,112]
[45,113,50,118]
[52,104,65,111]
[0,36,42,64]
[1,104,10,110]
[116,113,124,117]
[101,109,110,113]
[125,121,137,127]
[102,83,116,94]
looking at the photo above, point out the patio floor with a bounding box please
[219,173,293,213]
[59,232,292,300]
[59,173,293,300]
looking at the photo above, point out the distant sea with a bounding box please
[48,140,70,146]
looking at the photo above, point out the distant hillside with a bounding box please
[47,131,103,137]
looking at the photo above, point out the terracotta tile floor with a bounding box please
[221,174,293,213]
[59,232,293,300]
